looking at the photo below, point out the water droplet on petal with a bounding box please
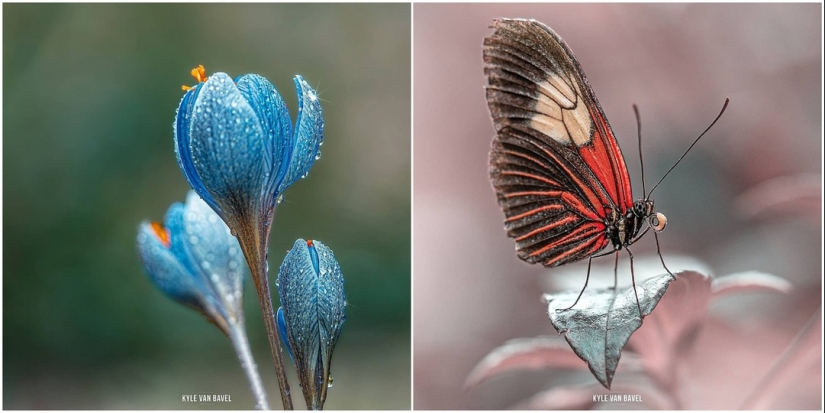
[276,194,284,204]
[327,375,334,388]
[315,151,322,161]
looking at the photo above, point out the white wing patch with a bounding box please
[565,99,592,147]
[541,73,576,108]
[529,74,593,148]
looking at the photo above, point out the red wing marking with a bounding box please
[560,192,601,222]
[543,230,610,267]
[530,136,605,213]
[578,107,634,212]
[504,190,564,199]
[499,170,563,188]
[505,204,564,222]
[515,214,579,241]
[528,221,604,258]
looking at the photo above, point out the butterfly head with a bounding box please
[633,199,667,233]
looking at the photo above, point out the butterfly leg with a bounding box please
[559,256,594,311]
[611,249,619,290]
[653,230,674,276]
[626,247,644,319]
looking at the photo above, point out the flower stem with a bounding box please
[252,262,294,410]
[228,323,270,409]
[237,222,294,410]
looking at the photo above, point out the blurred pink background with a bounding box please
[413,3,821,409]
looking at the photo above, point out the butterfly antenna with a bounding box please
[648,98,729,197]
[633,104,647,197]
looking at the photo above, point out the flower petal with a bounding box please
[174,84,227,222]
[277,306,294,362]
[188,72,267,224]
[182,191,247,321]
[278,76,324,193]
[165,204,230,326]
[137,219,216,319]
[235,74,294,199]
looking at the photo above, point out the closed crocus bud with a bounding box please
[137,191,268,409]
[277,239,346,410]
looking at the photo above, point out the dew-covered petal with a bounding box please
[277,306,295,362]
[165,204,231,328]
[277,239,345,410]
[235,74,294,198]
[278,76,324,193]
[189,72,267,223]
[162,203,198,275]
[174,84,227,222]
[182,191,247,322]
[137,220,218,321]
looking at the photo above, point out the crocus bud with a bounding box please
[277,239,346,410]
[137,191,268,409]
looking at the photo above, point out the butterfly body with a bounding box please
[484,18,666,268]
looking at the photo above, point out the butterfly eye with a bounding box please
[650,212,667,232]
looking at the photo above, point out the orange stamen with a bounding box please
[150,222,171,248]
[307,240,314,247]
[191,65,208,82]
[181,64,208,91]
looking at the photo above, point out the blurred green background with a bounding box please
[3,3,410,409]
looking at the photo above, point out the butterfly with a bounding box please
[483,18,726,310]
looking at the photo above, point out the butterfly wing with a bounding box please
[484,18,634,267]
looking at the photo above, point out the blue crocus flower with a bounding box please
[174,64,323,280]
[173,65,323,410]
[137,191,269,409]
[277,239,346,410]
